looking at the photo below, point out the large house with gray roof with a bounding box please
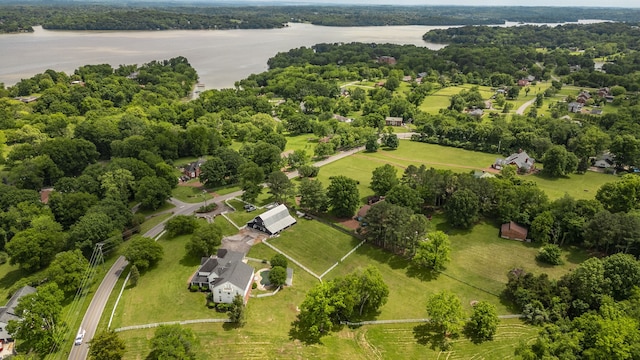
[0,285,37,342]
[493,150,535,173]
[247,204,296,235]
[190,249,254,304]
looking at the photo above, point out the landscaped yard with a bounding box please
[108,234,227,329]
[268,218,361,276]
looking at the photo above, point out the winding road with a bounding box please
[67,144,378,359]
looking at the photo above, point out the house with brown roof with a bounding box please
[500,221,528,241]
[385,117,403,127]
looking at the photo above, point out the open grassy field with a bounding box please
[117,216,586,359]
[317,140,615,201]
[283,133,319,153]
[419,84,494,115]
[117,317,537,360]
[268,218,361,275]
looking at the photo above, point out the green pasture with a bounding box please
[118,317,536,360]
[317,140,614,201]
[419,84,494,114]
[268,218,361,276]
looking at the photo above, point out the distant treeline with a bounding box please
[3,4,640,33]
[423,22,640,51]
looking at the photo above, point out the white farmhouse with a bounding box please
[190,249,254,304]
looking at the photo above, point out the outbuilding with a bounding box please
[247,204,296,235]
[500,221,528,242]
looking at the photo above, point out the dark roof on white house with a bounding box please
[252,204,296,234]
[0,285,37,340]
[192,251,253,290]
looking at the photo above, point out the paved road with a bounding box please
[67,143,384,359]
[67,256,128,360]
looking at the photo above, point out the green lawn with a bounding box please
[268,219,361,276]
[109,234,227,329]
[171,185,214,203]
[284,133,319,153]
[225,199,266,227]
[318,140,614,201]
[214,215,241,237]
[117,317,537,360]
[528,171,617,200]
[419,85,494,115]
[140,213,173,234]
[113,215,578,359]
[363,318,538,359]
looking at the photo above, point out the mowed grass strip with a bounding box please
[268,219,361,276]
[363,318,538,359]
[111,234,227,329]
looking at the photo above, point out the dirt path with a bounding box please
[516,98,536,115]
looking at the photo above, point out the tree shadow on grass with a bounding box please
[413,323,452,351]
[405,263,438,282]
[179,252,202,267]
[463,323,492,345]
[288,320,324,345]
[356,245,408,271]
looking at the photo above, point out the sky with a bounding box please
[199,0,640,7]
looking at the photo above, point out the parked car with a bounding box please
[244,204,257,212]
[74,328,86,345]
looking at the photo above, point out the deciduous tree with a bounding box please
[89,330,126,360]
[148,324,198,360]
[269,266,287,287]
[47,249,90,294]
[370,164,398,196]
[444,189,479,229]
[185,222,222,257]
[327,175,360,218]
[135,176,171,210]
[298,178,328,214]
[6,215,66,272]
[412,231,451,273]
[426,291,465,338]
[124,237,163,272]
[267,170,294,203]
[7,283,65,357]
[465,301,499,343]
[165,215,199,238]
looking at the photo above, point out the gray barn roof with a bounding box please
[254,204,296,234]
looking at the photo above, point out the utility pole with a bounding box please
[96,242,105,270]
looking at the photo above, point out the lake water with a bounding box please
[0,23,449,89]
[0,19,607,89]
